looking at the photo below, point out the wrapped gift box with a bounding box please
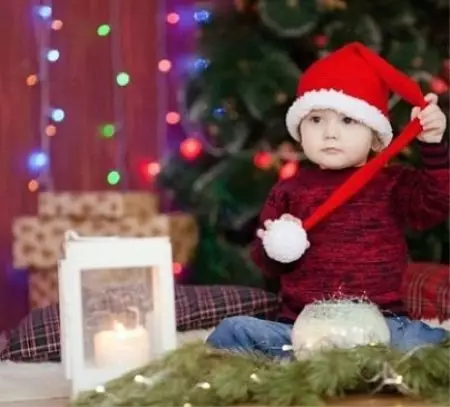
[38,191,159,219]
[27,266,165,310]
[12,213,198,269]
[28,267,59,309]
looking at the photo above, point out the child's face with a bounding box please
[299,109,375,170]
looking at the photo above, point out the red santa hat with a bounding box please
[285,42,426,149]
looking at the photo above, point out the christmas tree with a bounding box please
[159,0,449,287]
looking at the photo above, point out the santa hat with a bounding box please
[286,42,426,149]
[264,42,428,264]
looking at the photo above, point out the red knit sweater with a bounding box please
[251,141,449,322]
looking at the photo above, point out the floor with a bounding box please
[0,395,438,407]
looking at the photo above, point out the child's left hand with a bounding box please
[411,93,447,143]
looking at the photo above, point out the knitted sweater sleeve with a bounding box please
[249,181,295,278]
[391,140,449,231]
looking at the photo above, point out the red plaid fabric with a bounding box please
[2,265,447,363]
[0,284,278,362]
[402,262,450,321]
[0,305,60,362]
[176,285,279,331]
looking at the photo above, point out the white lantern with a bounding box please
[58,232,177,398]
[291,300,391,360]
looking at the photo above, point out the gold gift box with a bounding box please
[28,267,59,309]
[38,191,159,219]
[12,213,198,270]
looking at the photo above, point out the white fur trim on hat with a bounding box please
[285,89,393,148]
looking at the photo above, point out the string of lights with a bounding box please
[27,1,64,192]
[142,2,213,185]
[156,0,169,174]
[106,0,129,188]
[95,3,131,188]
[26,1,214,191]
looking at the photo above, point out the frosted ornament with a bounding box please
[291,299,391,360]
[262,218,309,263]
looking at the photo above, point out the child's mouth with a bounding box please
[322,148,341,154]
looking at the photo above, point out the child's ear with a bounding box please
[371,133,383,153]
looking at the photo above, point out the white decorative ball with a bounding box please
[291,300,391,360]
[262,219,309,263]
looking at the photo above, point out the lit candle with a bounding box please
[93,321,150,370]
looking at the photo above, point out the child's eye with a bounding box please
[342,116,356,124]
[309,115,322,123]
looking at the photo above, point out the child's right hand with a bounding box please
[256,214,302,239]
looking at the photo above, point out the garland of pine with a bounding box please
[72,338,450,406]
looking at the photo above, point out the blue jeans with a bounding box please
[206,316,448,358]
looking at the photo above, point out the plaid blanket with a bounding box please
[0,284,278,362]
[1,262,448,362]
[402,262,449,321]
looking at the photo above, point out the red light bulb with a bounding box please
[253,152,272,169]
[173,262,183,275]
[279,161,299,180]
[146,162,161,177]
[180,138,202,160]
[430,77,449,95]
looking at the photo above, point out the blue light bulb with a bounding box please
[193,10,211,23]
[193,58,209,71]
[47,49,60,62]
[51,108,65,122]
[28,151,49,172]
[37,6,52,19]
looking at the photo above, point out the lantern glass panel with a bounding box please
[81,266,155,371]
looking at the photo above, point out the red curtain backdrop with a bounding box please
[0,0,162,331]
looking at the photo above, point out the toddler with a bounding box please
[206,42,449,357]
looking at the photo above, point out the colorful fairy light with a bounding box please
[166,12,180,24]
[28,151,49,173]
[180,138,202,160]
[107,170,121,185]
[253,152,273,169]
[97,24,111,36]
[100,124,116,138]
[45,124,57,137]
[166,112,181,124]
[158,59,172,72]
[46,49,60,62]
[26,74,38,86]
[116,72,130,86]
[51,19,63,30]
[36,5,52,19]
[146,162,161,177]
[193,10,211,23]
[430,76,449,94]
[279,161,299,180]
[173,262,183,275]
[28,179,40,192]
[51,108,65,122]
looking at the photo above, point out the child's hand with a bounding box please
[256,220,273,239]
[256,214,301,239]
[411,93,447,144]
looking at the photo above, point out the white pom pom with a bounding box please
[262,218,309,263]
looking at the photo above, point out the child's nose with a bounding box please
[323,120,339,139]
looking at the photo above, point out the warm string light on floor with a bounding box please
[27,1,64,192]
[89,342,428,406]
